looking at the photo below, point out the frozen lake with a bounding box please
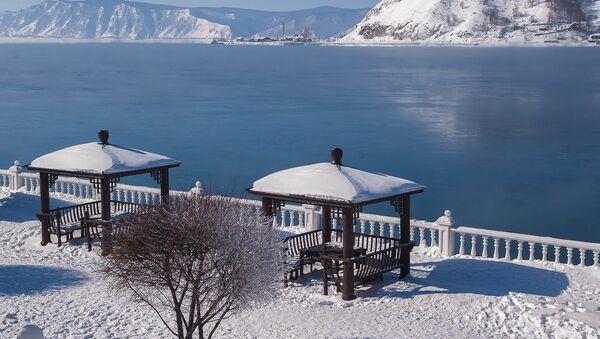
[0,44,599,242]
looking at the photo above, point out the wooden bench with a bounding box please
[282,229,322,284]
[37,200,144,249]
[36,201,102,247]
[81,201,145,255]
[321,231,415,293]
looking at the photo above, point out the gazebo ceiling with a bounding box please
[28,133,180,177]
[249,161,425,206]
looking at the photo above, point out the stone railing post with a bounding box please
[8,160,24,191]
[188,181,206,196]
[436,210,456,257]
[303,204,321,231]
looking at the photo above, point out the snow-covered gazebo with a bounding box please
[27,130,180,246]
[248,148,424,300]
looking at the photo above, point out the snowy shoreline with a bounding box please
[0,37,598,47]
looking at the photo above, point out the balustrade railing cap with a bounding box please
[435,210,455,227]
[9,160,23,173]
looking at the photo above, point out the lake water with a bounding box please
[0,44,599,242]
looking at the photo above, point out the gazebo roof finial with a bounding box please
[98,130,109,146]
[330,147,343,167]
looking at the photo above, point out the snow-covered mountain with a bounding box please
[0,1,231,39]
[0,1,368,40]
[340,0,600,44]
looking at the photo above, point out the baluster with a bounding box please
[370,221,376,236]
[505,240,512,260]
[379,222,387,237]
[554,246,561,264]
[390,224,397,239]
[566,248,573,265]
[77,184,83,198]
[481,236,489,258]
[280,210,287,227]
[154,193,160,205]
[579,249,586,267]
[148,193,154,205]
[594,251,599,267]
[458,233,465,255]
[136,192,141,204]
[542,244,548,262]
[493,238,500,259]
[528,242,535,261]
[431,229,438,247]
[470,235,477,257]
[360,220,366,234]
[419,227,426,247]
[299,212,304,227]
[410,226,415,241]
[25,178,31,191]
[517,241,524,261]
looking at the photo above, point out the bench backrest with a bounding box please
[283,230,322,257]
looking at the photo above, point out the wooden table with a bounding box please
[299,243,367,275]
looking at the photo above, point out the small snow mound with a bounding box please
[17,325,44,339]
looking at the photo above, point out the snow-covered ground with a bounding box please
[1,190,599,338]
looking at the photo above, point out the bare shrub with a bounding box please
[102,195,283,339]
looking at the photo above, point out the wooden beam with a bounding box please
[39,172,51,246]
[322,205,331,244]
[342,207,356,300]
[400,194,411,279]
[101,178,111,221]
[160,168,169,203]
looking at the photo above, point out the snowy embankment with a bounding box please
[1,191,599,338]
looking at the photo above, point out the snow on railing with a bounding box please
[454,225,600,267]
[2,160,599,268]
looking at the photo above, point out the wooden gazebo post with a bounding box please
[39,172,51,245]
[100,178,111,221]
[160,168,170,202]
[400,194,411,278]
[322,206,332,243]
[341,207,356,300]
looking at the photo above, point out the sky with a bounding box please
[0,0,379,12]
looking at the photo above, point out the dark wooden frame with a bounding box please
[249,186,423,300]
[28,163,179,247]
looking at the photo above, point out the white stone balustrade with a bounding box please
[3,159,600,268]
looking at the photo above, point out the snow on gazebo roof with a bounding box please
[28,131,180,176]
[250,160,424,205]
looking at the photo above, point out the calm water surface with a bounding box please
[1,44,599,242]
